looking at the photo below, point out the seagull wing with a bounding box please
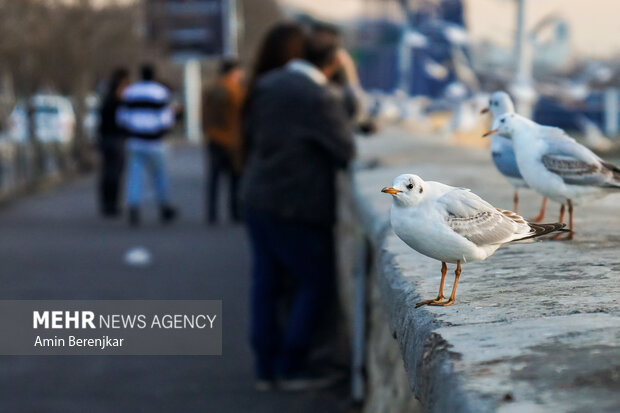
[492,139,523,179]
[541,136,620,188]
[437,188,531,246]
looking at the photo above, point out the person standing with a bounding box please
[98,68,129,217]
[244,22,306,100]
[202,59,245,224]
[241,33,355,390]
[116,64,177,227]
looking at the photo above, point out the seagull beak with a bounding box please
[381,186,402,195]
[482,129,498,138]
[480,107,489,114]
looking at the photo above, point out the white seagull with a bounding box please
[382,174,565,307]
[486,113,620,240]
[481,91,548,220]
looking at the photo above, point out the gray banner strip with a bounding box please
[0,300,222,355]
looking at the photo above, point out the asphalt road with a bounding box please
[0,144,349,412]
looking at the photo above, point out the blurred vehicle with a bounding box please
[30,94,76,144]
[83,94,100,143]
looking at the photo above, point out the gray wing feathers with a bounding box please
[542,154,620,188]
[541,137,620,187]
[438,189,529,246]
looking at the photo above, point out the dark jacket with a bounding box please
[99,94,123,138]
[240,67,355,226]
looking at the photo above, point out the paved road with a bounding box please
[0,144,349,412]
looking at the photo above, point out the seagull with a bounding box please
[382,174,565,307]
[485,113,620,240]
[481,91,548,220]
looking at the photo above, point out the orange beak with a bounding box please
[482,129,498,138]
[381,186,402,195]
[480,107,489,114]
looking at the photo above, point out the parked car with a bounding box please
[30,94,76,144]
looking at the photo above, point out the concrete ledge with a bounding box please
[351,129,620,413]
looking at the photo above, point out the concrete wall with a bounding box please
[337,129,620,413]
[337,174,421,413]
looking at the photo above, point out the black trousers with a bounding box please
[98,136,125,214]
[206,144,239,223]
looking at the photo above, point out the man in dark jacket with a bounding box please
[98,68,129,217]
[241,33,355,390]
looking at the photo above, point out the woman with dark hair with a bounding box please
[246,22,306,95]
[242,22,306,167]
[98,68,129,217]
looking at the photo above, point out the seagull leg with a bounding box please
[566,199,574,240]
[552,202,575,241]
[429,261,461,307]
[513,191,519,213]
[532,197,548,222]
[552,204,566,240]
[415,262,447,308]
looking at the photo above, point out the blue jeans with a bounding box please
[125,141,170,207]
[245,208,334,380]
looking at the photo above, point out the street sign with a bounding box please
[146,0,231,59]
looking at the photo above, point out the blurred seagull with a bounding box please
[486,114,620,240]
[481,91,548,220]
[577,115,614,153]
[382,174,565,307]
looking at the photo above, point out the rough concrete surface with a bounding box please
[337,173,422,413]
[351,128,620,413]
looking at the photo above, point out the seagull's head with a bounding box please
[483,113,518,139]
[481,91,514,118]
[381,174,426,207]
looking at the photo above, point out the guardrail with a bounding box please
[0,136,75,200]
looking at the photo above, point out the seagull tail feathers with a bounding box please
[601,161,620,189]
[514,222,568,242]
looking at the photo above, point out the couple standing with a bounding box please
[98,65,177,226]
[241,25,356,390]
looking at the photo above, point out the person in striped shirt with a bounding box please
[116,64,178,227]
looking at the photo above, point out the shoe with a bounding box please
[254,379,275,392]
[160,205,178,224]
[277,369,344,392]
[128,208,140,227]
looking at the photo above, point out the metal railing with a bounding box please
[0,136,75,200]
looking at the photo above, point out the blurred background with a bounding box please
[0,0,618,412]
[0,0,618,176]
[0,0,619,174]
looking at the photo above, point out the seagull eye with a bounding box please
[406,183,414,190]
[501,119,505,123]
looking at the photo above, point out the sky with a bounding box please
[92,0,620,59]
[279,0,620,58]
[465,0,620,59]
